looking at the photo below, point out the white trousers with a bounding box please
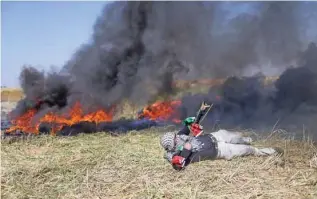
[211,129,277,160]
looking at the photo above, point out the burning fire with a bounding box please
[6,109,39,134]
[5,99,182,136]
[6,102,113,135]
[138,100,182,123]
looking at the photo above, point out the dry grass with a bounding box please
[1,88,24,102]
[1,129,317,199]
[1,80,316,199]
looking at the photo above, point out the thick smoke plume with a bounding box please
[9,2,317,137]
[180,42,317,137]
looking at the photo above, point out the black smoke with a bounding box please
[37,119,161,136]
[179,42,317,138]
[7,2,317,138]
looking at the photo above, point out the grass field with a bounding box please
[1,88,24,102]
[1,78,317,199]
[1,129,317,199]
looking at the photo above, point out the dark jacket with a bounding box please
[165,127,218,167]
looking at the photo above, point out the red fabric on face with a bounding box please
[172,155,185,165]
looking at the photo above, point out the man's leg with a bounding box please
[216,142,278,160]
[211,129,253,145]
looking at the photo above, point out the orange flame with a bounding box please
[138,100,182,123]
[6,109,39,134]
[6,100,182,135]
[6,101,113,135]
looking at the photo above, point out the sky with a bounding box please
[1,1,107,88]
[0,1,255,88]
[1,2,316,88]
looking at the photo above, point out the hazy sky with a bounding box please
[1,1,107,87]
[0,1,255,88]
[1,2,316,88]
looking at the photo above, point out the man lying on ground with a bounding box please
[160,104,283,171]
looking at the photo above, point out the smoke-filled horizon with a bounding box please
[9,1,317,138]
[20,2,316,99]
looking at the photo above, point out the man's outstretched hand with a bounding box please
[200,102,212,111]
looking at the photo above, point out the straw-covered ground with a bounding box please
[1,128,317,199]
[1,83,317,198]
[1,88,24,102]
